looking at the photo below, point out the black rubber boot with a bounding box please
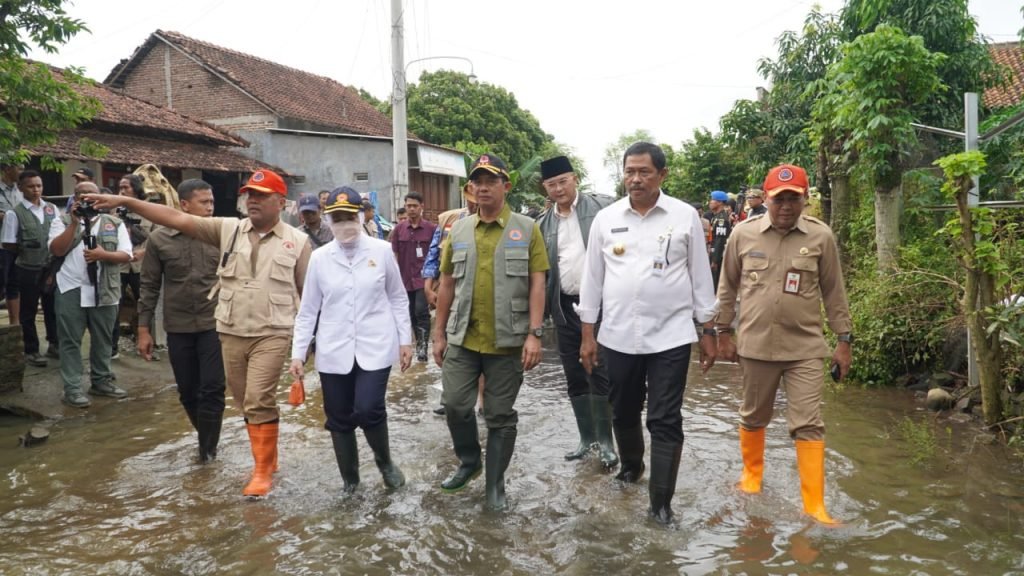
[485,427,517,511]
[592,395,619,468]
[363,422,405,489]
[196,412,222,463]
[613,423,646,483]
[441,417,482,492]
[330,430,360,494]
[648,440,682,525]
[183,405,199,431]
[415,328,429,362]
[565,394,596,460]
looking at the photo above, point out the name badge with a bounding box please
[416,246,424,258]
[784,270,801,294]
[652,257,666,277]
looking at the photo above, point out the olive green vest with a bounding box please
[446,212,533,349]
[13,202,57,270]
[64,213,123,307]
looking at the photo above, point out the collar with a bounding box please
[555,192,579,218]
[758,212,809,234]
[19,198,42,209]
[476,203,513,228]
[623,190,668,215]
[241,217,286,237]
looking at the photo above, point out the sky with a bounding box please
[28,0,1024,195]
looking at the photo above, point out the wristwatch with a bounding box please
[837,333,853,343]
[530,326,544,338]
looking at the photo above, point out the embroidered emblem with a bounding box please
[778,168,793,182]
[749,272,759,282]
[613,243,625,256]
[283,240,295,250]
[509,229,523,241]
[103,222,115,231]
[252,171,265,182]
[44,205,54,215]
[799,247,809,255]
[479,155,490,164]
[368,259,377,268]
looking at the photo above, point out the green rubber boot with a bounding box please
[363,422,405,489]
[485,427,517,511]
[441,417,482,493]
[591,395,619,468]
[565,394,596,460]
[330,430,360,494]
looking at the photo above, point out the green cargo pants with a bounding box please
[441,344,523,429]
[55,287,118,396]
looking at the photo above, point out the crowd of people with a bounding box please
[0,142,852,526]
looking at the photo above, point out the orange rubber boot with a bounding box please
[243,422,279,497]
[795,439,838,525]
[738,427,765,493]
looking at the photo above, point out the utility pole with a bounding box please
[390,0,408,221]
[964,92,980,390]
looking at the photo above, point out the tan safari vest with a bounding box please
[213,218,305,337]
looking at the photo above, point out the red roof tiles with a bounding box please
[986,42,1024,109]
[107,30,396,138]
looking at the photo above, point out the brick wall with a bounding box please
[120,42,273,125]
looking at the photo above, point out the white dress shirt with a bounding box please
[578,191,717,354]
[0,181,22,213]
[555,194,587,296]
[2,200,56,243]
[291,236,412,374]
[47,214,132,307]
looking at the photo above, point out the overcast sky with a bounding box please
[29,0,1023,195]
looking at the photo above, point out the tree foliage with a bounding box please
[0,0,102,165]
[665,128,747,204]
[403,70,552,172]
[602,129,655,194]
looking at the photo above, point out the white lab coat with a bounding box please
[291,236,412,374]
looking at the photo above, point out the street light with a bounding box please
[390,52,475,220]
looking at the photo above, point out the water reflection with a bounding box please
[1,344,1022,575]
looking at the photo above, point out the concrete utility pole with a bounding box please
[391,0,408,221]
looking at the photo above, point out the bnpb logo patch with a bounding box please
[252,171,265,182]
[508,229,523,241]
[778,168,793,182]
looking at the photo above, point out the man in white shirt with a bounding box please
[0,163,25,323]
[536,155,617,468]
[578,142,719,525]
[48,181,133,408]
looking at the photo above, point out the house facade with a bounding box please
[104,30,464,221]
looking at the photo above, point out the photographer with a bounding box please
[48,181,133,408]
[111,175,151,358]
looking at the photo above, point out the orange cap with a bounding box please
[763,164,809,197]
[240,169,287,195]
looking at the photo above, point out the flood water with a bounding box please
[2,340,1023,575]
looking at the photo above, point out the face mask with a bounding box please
[331,220,362,244]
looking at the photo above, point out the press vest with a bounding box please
[446,212,533,349]
[13,202,57,270]
[213,218,306,337]
[64,213,123,306]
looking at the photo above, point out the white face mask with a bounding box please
[331,220,362,244]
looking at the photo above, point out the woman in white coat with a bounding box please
[289,186,412,493]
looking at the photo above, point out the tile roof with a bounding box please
[50,67,246,147]
[106,30,396,138]
[986,42,1024,109]
[32,129,281,174]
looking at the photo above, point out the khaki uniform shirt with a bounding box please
[192,216,311,337]
[440,203,549,354]
[716,213,851,361]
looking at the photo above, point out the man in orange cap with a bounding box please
[715,163,852,524]
[82,169,312,498]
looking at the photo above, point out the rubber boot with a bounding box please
[363,422,405,489]
[564,394,596,461]
[440,417,482,492]
[330,430,360,494]
[183,405,199,431]
[613,423,646,483]
[485,427,517,511]
[415,328,429,362]
[196,412,222,463]
[738,427,766,494]
[592,395,619,468]
[648,440,682,525]
[795,439,838,525]
[242,422,278,498]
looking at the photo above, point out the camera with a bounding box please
[73,199,101,219]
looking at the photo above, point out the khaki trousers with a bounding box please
[738,356,825,441]
[220,333,291,424]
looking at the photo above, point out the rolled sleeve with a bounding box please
[1,210,17,244]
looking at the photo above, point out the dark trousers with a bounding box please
[602,343,692,444]
[407,289,429,335]
[14,265,56,354]
[167,330,226,420]
[112,271,141,349]
[555,292,610,397]
[320,362,392,433]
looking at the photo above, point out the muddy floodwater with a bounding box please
[1,340,1022,575]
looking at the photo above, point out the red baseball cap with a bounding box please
[763,164,809,197]
[240,169,287,195]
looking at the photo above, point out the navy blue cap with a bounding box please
[324,186,363,214]
[298,194,320,212]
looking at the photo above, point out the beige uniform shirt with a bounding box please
[716,213,851,361]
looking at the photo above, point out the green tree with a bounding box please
[403,70,552,171]
[602,129,655,194]
[0,1,102,165]
[666,128,747,205]
[815,25,945,271]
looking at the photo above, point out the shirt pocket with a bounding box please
[790,256,819,297]
[269,251,296,285]
[511,297,529,334]
[451,249,468,278]
[214,288,234,324]
[505,248,529,277]
[741,256,770,289]
[268,292,295,328]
